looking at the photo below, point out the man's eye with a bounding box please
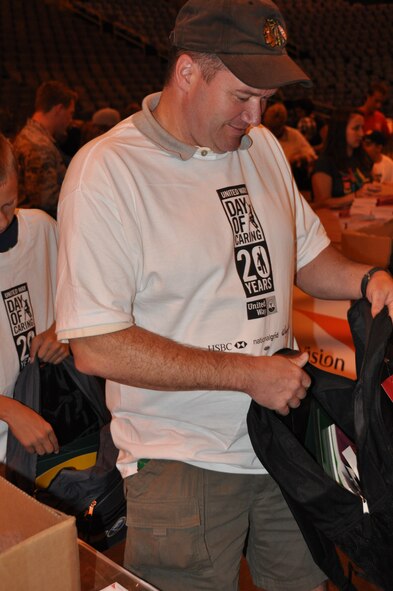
[237,96,249,102]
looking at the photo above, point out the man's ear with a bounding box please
[174,53,198,93]
[51,104,65,117]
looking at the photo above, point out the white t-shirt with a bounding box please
[274,125,317,164]
[372,154,393,184]
[0,209,58,463]
[57,93,330,477]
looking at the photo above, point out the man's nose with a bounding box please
[0,212,9,232]
[241,99,262,127]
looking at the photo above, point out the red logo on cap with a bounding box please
[263,19,287,48]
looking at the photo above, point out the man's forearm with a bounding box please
[296,244,393,320]
[72,325,245,392]
[71,326,312,415]
[296,244,371,300]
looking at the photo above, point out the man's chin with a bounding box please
[219,134,246,153]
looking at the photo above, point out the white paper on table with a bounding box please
[98,583,128,591]
[373,205,393,220]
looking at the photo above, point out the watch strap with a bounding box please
[360,266,387,298]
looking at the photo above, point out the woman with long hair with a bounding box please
[312,108,373,209]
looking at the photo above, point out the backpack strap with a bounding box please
[351,302,392,445]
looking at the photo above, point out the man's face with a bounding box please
[0,172,18,234]
[54,99,75,140]
[366,91,386,114]
[182,67,277,153]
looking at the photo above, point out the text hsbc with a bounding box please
[208,343,233,351]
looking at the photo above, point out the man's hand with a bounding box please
[366,270,393,320]
[243,352,311,415]
[29,323,69,364]
[4,399,59,455]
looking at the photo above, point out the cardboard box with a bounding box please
[79,539,160,591]
[341,219,393,267]
[0,476,80,591]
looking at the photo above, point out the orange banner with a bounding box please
[293,287,356,379]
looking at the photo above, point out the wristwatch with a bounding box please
[360,266,387,298]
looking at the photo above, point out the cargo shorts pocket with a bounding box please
[125,462,212,571]
[126,498,211,570]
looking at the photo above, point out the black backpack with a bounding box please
[6,356,127,550]
[247,299,393,591]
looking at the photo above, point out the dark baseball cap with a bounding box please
[169,0,312,89]
[364,130,386,146]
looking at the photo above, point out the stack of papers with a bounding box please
[349,183,393,221]
[349,196,378,219]
[373,205,393,220]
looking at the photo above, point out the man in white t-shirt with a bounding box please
[0,134,68,471]
[56,1,393,590]
[263,101,316,191]
[263,101,317,166]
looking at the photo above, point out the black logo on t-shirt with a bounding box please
[217,184,276,320]
[2,283,36,370]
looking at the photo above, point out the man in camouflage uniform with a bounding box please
[13,81,76,219]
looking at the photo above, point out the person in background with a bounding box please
[295,98,328,155]
[0,106,17,139]
[358,81,391,140]
[363,130,393,184]
[0,134,69,474]
[92,108,121,131]
[13,80,76,219]
[56,1,393,590]
[312,108,373,209]
[58,117,85,165]
[263,101,317,190]
[295,98,319,144]
[80,107,121,146]
[122,101,142,119]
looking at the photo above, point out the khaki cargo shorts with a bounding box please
[124,460,326,591]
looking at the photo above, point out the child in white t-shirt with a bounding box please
[0,134,68,469]
[363,130,393,184]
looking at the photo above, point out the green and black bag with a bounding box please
[6,356,127,550]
